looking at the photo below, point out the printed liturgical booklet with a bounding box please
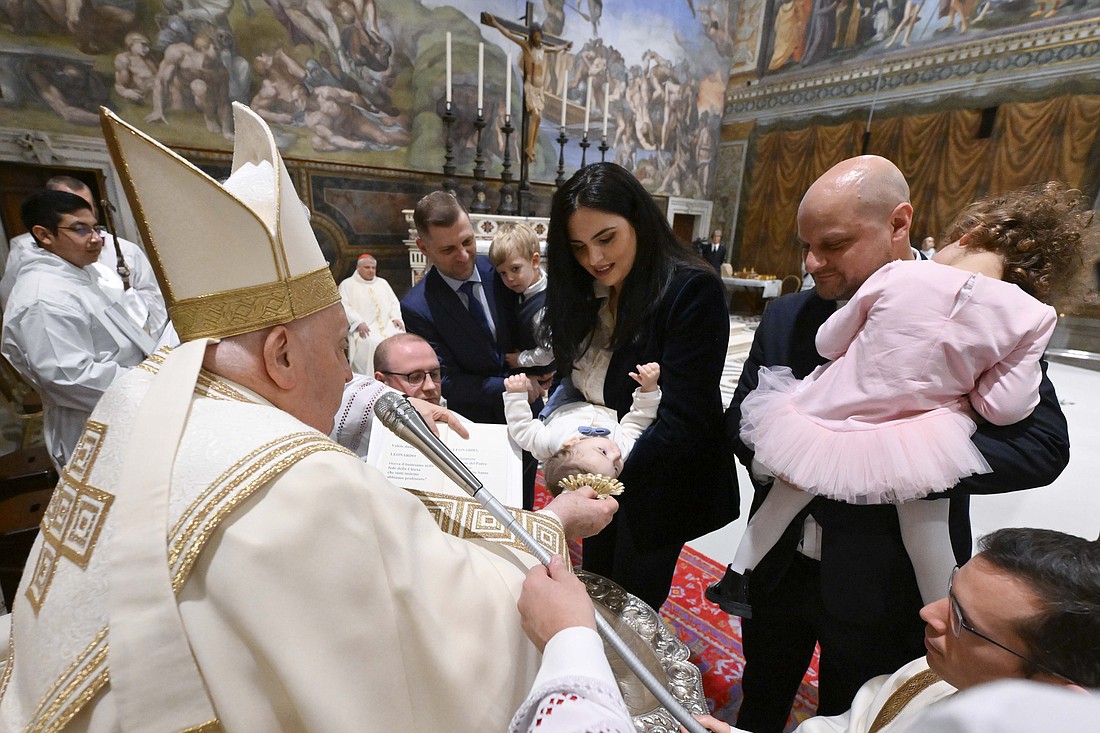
[366,415,524,508]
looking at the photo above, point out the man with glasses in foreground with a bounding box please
[2,190,157,469]
[684,526,1100,732]
[374,332,446,405]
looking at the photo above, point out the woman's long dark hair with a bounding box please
[544,163,710,375]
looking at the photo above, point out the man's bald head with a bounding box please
[800,155,910,221]
[797,155,914,300]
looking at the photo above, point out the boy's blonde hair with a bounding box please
[489,222,540,266]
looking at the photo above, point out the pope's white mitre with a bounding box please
[100,102,340,341]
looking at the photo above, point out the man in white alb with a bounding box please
[338,252,404,372]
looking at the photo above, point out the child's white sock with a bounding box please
[897,498,955,604]
[730,479,813,573]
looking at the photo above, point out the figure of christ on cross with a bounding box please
[482,9,572,164]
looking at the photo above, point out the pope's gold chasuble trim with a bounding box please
[170,266,339,341]
[25,422,113,614]
[407,488,568,560]
[868,669,943,733]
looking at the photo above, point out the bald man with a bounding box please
[722,156,1069,732]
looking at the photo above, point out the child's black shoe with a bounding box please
[704,565,753,618]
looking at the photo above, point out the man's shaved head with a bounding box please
[797,155,914,300]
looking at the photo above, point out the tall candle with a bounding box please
[560,69,569,128]
[477,42,484,113]
[583,81,592,133]
[505,52,512,122]
[602,81,610,137]
[445,32,452,104]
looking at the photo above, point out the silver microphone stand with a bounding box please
[374,393,708,733]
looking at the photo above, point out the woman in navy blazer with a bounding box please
[544,163,739,609]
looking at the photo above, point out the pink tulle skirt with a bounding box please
[739,366,992,504]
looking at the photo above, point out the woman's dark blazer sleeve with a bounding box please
[604,267,739,550]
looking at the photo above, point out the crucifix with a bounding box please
[482,2,572,214]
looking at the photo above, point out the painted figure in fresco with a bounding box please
[886,0,924,47]
[146,33,233,139]
[695,110,716,195]
[114,32,159,103]
[25,55,109,124]
[301,84,409,151]
[938,0,976,34]
[801,0,839,65]
[768,0,810,71]
[484,14,573,163]
[251,48,308,125]
[10,0,135,52]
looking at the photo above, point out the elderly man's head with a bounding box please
[797,155,913,300]
[204,303,352,434]
[920,527,1100,691]
[356,254,377,280]
[374,333,442,403]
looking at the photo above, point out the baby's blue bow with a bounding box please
[577,426,610,437]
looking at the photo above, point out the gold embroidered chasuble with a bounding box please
[0,355,560,733]
[795,657,955,733]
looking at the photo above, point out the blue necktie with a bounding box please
[458,280,493,340]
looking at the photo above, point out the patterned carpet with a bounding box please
[535,479,819,732]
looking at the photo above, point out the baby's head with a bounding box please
[941,182,1097,306]
[490,222,542,294]
[542,436,623,496]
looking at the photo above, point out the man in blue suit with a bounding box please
[721,156,1070,732]
[401,191,544,506]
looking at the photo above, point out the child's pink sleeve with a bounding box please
[970,305,1057,426]
[815,262,892,360]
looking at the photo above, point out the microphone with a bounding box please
[373,391,709,733]
[374,391,483,496]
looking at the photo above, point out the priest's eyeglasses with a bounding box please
[948,566,1078,684]
[379,368,443,386]
[57,224,107,239]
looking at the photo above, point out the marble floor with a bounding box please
[688,318,1100,564]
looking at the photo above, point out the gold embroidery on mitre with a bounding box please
[170,266,339,341]
[407,488,568,560]
[868,668,942,733]
[25,422,113,614]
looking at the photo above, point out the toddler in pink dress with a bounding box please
[707,182,1096,616]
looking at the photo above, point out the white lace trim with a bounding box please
[509,675,634,733]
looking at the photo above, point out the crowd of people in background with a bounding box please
[0,104,1097,733]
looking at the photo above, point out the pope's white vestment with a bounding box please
[0,353,552,732]
[0,247,154,469]
[3,232,170,341]
[338,272,403,372]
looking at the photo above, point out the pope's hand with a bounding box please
[407,396,470,439]
[544,486,617,539]
[518,555,595,652]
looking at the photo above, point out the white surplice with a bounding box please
[3,232,170,342]
[0,354,553,732]
[338,272,403,372]
[0,247,154,469]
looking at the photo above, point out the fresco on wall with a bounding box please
[0,0,736,197]
[761,0,1100,73]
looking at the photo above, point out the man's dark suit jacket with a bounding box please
[698,241,726,273]
[728,288,1069,617]
[726,287,1070,706]
[401,256,521,424]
